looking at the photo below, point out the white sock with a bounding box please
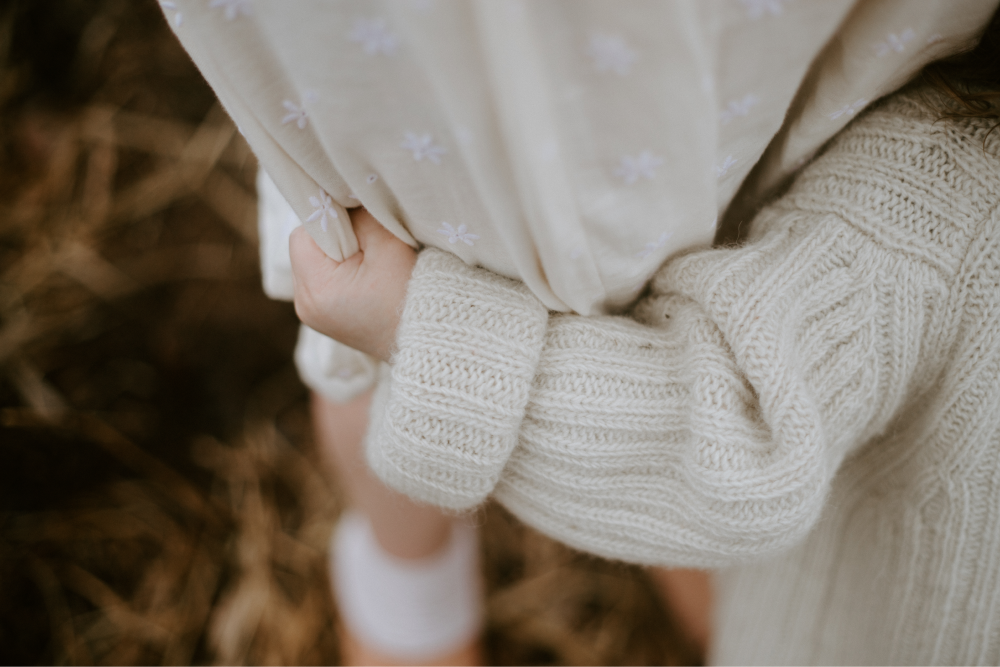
[331,510,483,660]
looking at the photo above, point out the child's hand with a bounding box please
[289,207,417,362]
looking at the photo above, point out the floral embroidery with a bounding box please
[828,98,868,121]
[401,132,446,164]
[350,18,399,56]
[588,34,637,75]
[282,102,307,129]
[437,222,479,246]
[615,151,664,184]
[281,91,317,129]
[636,232,673,259]
[873,29,915,57]
[307,191,338,233]
[366,173,379,184]
[715,155,737,179]
[208,0,252,21]
[740,0,786,20]
[926,33,943,45]
[160,1,183,26]
[720,94,760,125]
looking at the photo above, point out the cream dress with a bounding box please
[163,0,997,401]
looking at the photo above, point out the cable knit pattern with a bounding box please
[367,85,1000,662]
[365,250,549,509]
[496,88,1000,571]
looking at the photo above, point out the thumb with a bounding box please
[289,225,340,281]
[350,207,400,252]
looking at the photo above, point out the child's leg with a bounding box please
[314,389,452,558]
[313,390,482,666]
[316,387,710,665]
[649,567,713,660]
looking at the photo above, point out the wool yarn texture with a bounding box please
[367,84,1000,664]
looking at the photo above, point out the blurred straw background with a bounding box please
[0,1,698,664]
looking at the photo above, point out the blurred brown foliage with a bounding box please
[0,1,696,664]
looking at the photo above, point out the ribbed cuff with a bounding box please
[365,249,549,509]
[331,511,482,660]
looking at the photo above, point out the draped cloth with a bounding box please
[165,0,998,400]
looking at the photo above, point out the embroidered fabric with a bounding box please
[168,0,998,316]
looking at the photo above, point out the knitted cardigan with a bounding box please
[365,85,1000,664]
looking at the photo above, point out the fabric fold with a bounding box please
[166,0,997,315]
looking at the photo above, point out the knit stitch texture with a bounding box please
[366,258,548,508]
[367,84,1000,663]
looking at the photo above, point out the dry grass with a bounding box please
[0,1,698,664]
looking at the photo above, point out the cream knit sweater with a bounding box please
[366,85,1000,664]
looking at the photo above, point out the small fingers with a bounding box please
[288,226,339,326]
[350,207,403,252]
[289,225,336,277]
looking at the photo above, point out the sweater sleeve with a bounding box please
[364,252,550,509]
[366,91,973,567]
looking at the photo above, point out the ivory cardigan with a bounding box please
[367,85,1000,664]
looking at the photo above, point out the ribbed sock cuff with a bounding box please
[330,510,483,660]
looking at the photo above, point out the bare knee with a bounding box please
[311,388,374,477]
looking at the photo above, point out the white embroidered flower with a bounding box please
[614,151,664,184]
[740,0,787,20]
[160,1,183,26]
[282,101,308,129]
[437,222,479,246]
[874,28,915,57]
[587,34,637,75]
[720,94,760,125]
[636,232,673,259]
[350,18,399,56]
[401,132,446,164]
[715,155,738,179]
[307,191,338,232]
[926,33,943,45]
[281,92,317,129]
[828,98,868,121]
[208,0,252,21]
